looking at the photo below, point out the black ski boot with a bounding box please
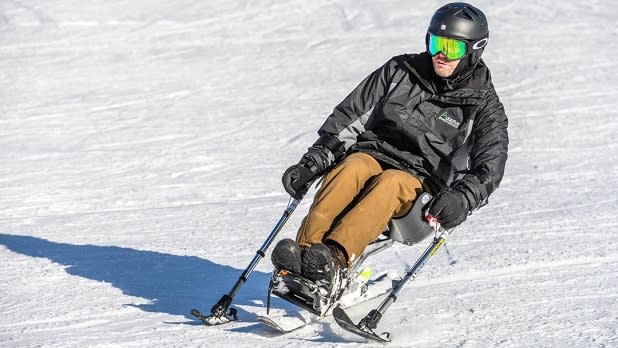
[302,242,347,290]
[271,238,302,274]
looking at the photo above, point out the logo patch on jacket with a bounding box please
[437,111,461,128]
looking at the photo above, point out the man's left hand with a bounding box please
[427,188,469,229]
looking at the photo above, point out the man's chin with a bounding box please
[433,68,451,78]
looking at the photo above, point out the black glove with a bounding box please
[427,187,470,229]
[282,135,345,200]
[282,146,331,199]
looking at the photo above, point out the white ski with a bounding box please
[256,271,393,333]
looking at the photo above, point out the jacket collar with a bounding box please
[402,53,490,104]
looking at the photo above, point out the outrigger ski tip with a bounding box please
[191,294,239,325]
[191,307,238,326]
[333,307,390,342]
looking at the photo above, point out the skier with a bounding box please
[272,3,508,291]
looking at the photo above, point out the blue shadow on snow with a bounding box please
[0,233,271,321]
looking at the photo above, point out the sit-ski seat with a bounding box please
[385,192,434,246]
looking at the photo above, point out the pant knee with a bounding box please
[337,152,382,177]
[373,170,422,200]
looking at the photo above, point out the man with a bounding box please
[272,3,508,290]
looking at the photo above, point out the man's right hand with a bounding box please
[282,134,346,200]
[281,162,317,200]
[282,145,334,199]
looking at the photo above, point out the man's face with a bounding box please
[431,53,461,78]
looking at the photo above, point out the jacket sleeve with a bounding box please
[317,58,398,148]
[453,88,509,211]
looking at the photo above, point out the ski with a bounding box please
[256,272,392,333]
[256,288,389,333]
[256,315,307,333]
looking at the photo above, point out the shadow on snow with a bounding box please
[0,233,271,321]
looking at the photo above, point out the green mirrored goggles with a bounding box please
[427,34,468,60]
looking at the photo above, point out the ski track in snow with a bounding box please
[1,0,617,347]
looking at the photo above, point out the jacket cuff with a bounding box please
[312,134,346,161]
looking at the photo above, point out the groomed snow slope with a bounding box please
[1,1,616,347]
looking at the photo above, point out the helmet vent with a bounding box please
[467,7,481,17]
[459,9,475,21]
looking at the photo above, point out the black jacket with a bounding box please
[318,53,508,211]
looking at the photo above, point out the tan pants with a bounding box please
[296,152,424,266]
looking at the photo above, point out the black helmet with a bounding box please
[426,3,489,85]
[428,2,489,41]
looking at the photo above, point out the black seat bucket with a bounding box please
[386,192,434,246]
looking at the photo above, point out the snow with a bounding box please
[1,0,616,347]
